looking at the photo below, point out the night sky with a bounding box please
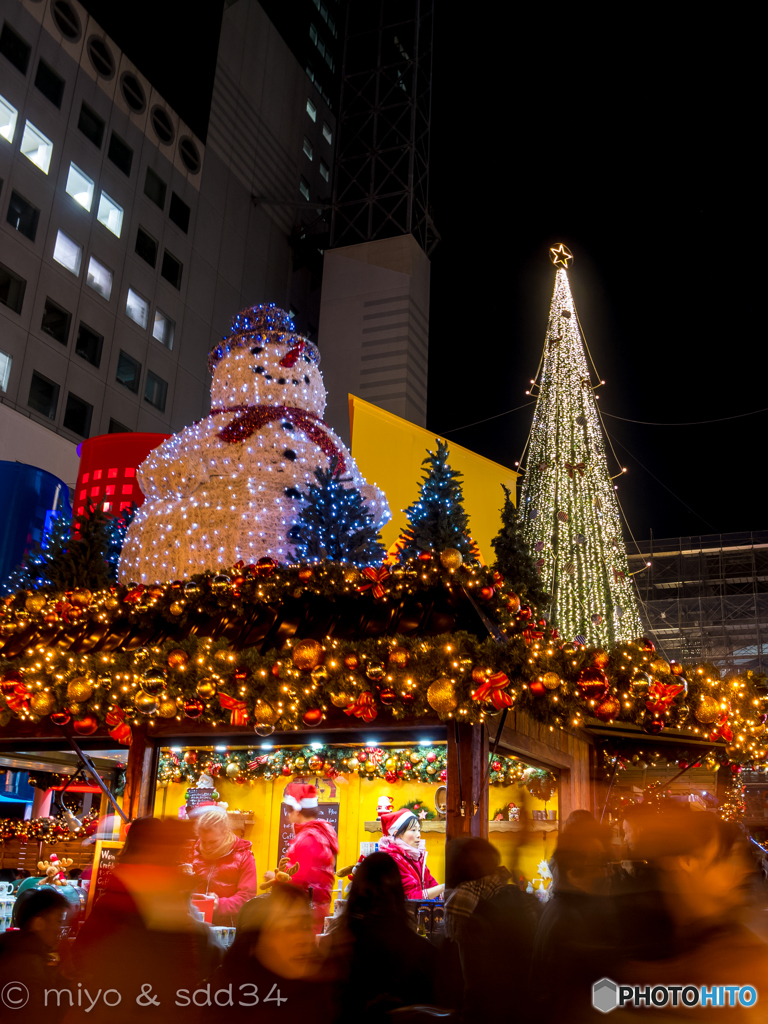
[81,3,763,546]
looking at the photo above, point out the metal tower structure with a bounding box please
[330,0,438,254]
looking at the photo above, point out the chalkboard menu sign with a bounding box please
[85,840,123,917]
[277,802,340,861]
[185,788,217,815]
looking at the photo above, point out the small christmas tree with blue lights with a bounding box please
[288,458,386,566]
[399,439,473,561]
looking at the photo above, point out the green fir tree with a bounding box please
[399,439,473,561]
[490,484,549,607]
[288,457,386,566]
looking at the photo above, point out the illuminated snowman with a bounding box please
[118,305,390,583]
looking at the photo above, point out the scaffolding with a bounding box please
[626,532,768,673]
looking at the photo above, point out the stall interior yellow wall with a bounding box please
[488,781,558,894]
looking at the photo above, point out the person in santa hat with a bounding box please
[378,810,445,900]
[267,783,339,932]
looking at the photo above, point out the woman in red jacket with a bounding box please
[378,810,445,900]
[190,806,259,926]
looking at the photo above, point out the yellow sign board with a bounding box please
[348,396,519,563]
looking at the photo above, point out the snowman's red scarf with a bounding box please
[209,404,347,473]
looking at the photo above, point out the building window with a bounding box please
[0,93,18,142]
[169,192,190,233]
[0,23,31,75]
[75,322,103,367]
[152,309,174,349]
[135,226,158,267]
[319,160,329,182]
[63,392,92,437]
[34,60,65,108]
[109,418,131,433]
[108,132,133,176]
[78,102,104,148]
[41,298,71,345]
[322,122,332,145]
[303,137,313,160]
[6,190,40,241]
[299,177,310,200]
[0,261,26,313]
[144,370,167,412]
[97,192,123,237]
[120,72,146,114]
[65,162,94,211]
[126,288,149,329]
[306,98,317,122]
[20,121,53,174]
[28,371,59,419]
[160,250,182,289]
[53,231,82,275]
[150,106,174,145]
[51,1,81,42]
[86,256,113,300]
[86,37,114,79]
[116,350,141,392]
[0,348,11,392]
[144,167,166,209]
[178,137,201,174]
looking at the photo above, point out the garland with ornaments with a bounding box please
[0,808,98,843]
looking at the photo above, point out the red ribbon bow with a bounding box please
[472,671,515,710]
[5,684,30,714]
[710,713,733,743]
[344,691,378,721]
[247,755,270,770]
[279,341,305,368]
[358,566,390,599]
[210,405,347,472]
[564,461,586,479]
[645,681,685,715]
[123,585,145,605]
[106,707,132,746]
[219,693,249,726]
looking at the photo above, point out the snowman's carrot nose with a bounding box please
[280,341,305,368]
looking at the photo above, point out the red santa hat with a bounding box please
[283,783,319,811]
[380,809,416,837]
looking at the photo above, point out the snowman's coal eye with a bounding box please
[283,449,297,461]
[252,366,264,374]
[303,374,310,384]
[281,421,295,431]
[285,487,302,499]
[277,377,287,385]
[291,379,299,385]
[250,346,263,354]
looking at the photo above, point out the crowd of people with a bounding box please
[1,797,767,1023]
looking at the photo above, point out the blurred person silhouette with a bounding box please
[617,807,768,1021]
[264,784,338,932]
[0,888,71,1021]
[203,883,338,1024]
[445,837,539,1021]
[64,816,218,1023]
[324,852,437,1022]
[378,809,445,900]
[189,805,259,926]
[531,819,617,1021]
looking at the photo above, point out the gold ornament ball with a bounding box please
[650,658,670,676]
[427,678,458,715]
[365,760,376,773]
[542,671,561,690]
[141,667,167,697]
[365,661,386,682]
[294,756,306,769]
[343,568,362,586]
[214,650,230,663]
[629,673,651,698]
[330,691,353,708]
[30,691,55,716]
[25,593,46,614]
[694,695,720,724]
[254,703,279,727]
[471,667,489,685]
[410,752,422,765]
[292,639,325,671]
[67,678,94,703]
[308,754,324,772]
[169,602,185,616]
[196,678,217,699]
[226,762,240,778]
[167,649,189,670]
[135,691,158,715]
[211,574,231,594]
[311,665,330,685]
[157,696,178,718]
[440,548,463,570]
[388,647,410,669]
[70,588,92,609]
[426,765,437,776]
[67,702,84,716]
[384,757,397,770]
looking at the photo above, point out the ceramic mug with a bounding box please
[0,882,13,895]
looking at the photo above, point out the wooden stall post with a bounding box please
[446,723,489,840]
[121,726,158,825]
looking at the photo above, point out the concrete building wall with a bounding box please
[317,234,430,446]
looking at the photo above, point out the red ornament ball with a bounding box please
[417,552,433,561]
[426,752,437,763]
[50,711,71,727]
[635,636,656,652]
[356,750,367,762]
[670,661,685,677]
[577,667,610,701]
[643,715,665,735]
[234,667,249,683]
[282,765,293,776]
[184,699,204,719]
[73,715,98,736]
[379,688,397,705]
[183,751,198,765]
[209,763,222,777]
[1,669,24,695]
[529,680,546,696]
[594,695,621,723]
[400,692,415,706]
[438,769,447,781]
[298,567,314,582]
[518,606,532,621]
[492,760,502,772]
[730,764,742,775]
[403,762,412,771]
[255,557,278,577]
[385,771,397,783]
[479,586,494,601]
[302,708,323,727]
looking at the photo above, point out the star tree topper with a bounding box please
[549,243,573,269]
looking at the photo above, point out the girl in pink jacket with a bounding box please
[378,810,445,900]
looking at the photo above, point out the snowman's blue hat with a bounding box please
[208,304,320,374]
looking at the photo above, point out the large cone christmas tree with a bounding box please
[519,245,642,646]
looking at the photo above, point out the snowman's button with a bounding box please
[283,449,297,461]
[281,421,295,431]
[264,374,273,380]
[291,378,299,385]
[252,365,265,374]
[277,377,287,385]
[285,487,302,499]
[303,374,310,383]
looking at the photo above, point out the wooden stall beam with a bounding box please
[122,726,159,824]
[446,723,488,840]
